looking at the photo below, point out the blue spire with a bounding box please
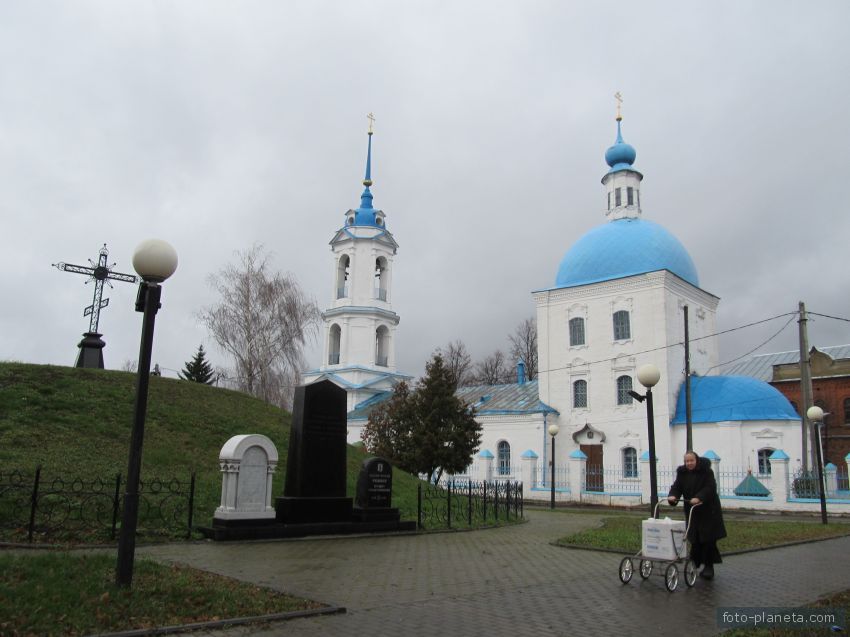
[358,131,374,214]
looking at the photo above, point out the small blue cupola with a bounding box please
[347,122,387,229]
[604,116,638,174]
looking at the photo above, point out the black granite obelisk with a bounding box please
[276,380,353,523]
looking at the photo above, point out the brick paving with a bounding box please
[139,510,850,637]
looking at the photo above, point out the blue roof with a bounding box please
[671,375,799,424]
[553,218,699,289]
[455,380,558,416]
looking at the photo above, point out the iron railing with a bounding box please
[417,480,522,530]
[0,467,196,544]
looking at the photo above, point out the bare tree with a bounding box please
[437,340,474,387]
[508,317,538,380]
[473,349,513,385]
[199,245,320,410]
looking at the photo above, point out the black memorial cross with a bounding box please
[53,243,138,368]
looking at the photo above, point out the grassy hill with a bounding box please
[0,362,423,541]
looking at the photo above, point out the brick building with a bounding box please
[726,346,850,468]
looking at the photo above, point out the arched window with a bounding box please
[328,324,341,365]
[622,447,637,478]
[498,441,511,476]
[569,317,585,346]
[757,448,774,475]
[844,398,850,424]
[613,310,631,340]
[616,375,633,405]
[374,257,388,301]
[375,326,389,367]
[573,379,587,409]
[336,255,350,299]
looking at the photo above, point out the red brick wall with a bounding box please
[771,377,850,468]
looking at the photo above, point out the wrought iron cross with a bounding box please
[53,244,138,335]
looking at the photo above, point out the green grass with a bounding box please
[0,362,428,542]
[0,552,322,636]
[556,516,850,553]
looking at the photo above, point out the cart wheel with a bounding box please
[640,559,652,579]
[684,560,697,587]
[619,557,634,584]
[664,564,678,592]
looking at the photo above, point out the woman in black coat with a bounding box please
[667,451,727,579]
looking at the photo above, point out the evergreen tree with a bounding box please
[179,345,216,384]
[362,353,482,483]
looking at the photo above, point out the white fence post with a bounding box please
[478,449,494,482]
[824,463,838,497]
[569,450,586,502]
[640,451,652,505]
[521,450,538,490]
[769,449,790,502]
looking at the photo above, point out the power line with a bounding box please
[536,311,798,376]
[808,311,850,324]
[710,314,797,374]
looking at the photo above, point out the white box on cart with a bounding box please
[641,517,686,560]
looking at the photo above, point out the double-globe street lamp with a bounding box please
[805,405,829,525]
[628,364,661,518]
[548,423,560,510]
[115,239,178,588]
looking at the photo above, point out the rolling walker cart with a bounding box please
[618,501,701,592]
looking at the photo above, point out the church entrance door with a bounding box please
[581,444,604,492]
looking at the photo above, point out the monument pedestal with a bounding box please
[275,496,353,524]
[76,332,106,369]
[352,506,401,523]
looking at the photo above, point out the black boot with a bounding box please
[700,565,714,580]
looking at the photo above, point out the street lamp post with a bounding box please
[548,423,559,510]
[115,239,178,588]
[806,406,829,525]
[629,364,661,518]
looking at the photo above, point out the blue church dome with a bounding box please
[554,218,699,288]
[671,375,800,424]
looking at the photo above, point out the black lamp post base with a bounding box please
[76,332,106,369]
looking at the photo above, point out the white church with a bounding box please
[304,109,823,507]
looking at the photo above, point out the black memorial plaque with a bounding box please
[355,457,393,509]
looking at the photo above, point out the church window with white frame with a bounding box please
[622,447,638,478]
[616,375,633,405]
[613,310,631,341]
[569,317,585,346]
[573,379,588,409]
[757,448,774,475]
[498,440,511,476]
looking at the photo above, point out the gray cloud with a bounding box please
[1,1,847,383]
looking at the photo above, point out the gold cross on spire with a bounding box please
[614,92,623,121]
[367,112,375,135]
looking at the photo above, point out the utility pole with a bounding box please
[684,306,693,452]
[798,301,814,471]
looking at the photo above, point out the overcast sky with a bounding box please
[2,1,848,384]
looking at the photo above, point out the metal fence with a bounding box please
[839,469,849,492]
[0,467,196,544]
[532,466,569,491]
[583,466,641,495]
[416,480,522,530]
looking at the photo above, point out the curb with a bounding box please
[84,605,346,637]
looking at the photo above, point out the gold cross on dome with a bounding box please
[367,112,375,134]
[614,92,623,120]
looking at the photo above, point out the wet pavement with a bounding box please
[138,509,850,637]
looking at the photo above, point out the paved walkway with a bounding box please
[139,510,850,637]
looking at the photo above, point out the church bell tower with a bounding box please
[303,116,410,429]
